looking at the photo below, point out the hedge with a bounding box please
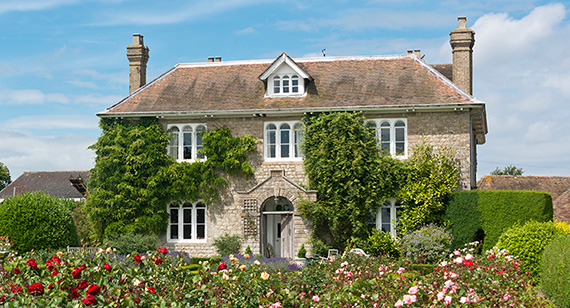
[446,190,553,251]
[541,235,570,308]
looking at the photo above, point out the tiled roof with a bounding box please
[0,170,90,199]
[101,55,479,116]
[477,175,570,223]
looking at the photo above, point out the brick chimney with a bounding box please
[450,17,475,95]
[127,34,150,95]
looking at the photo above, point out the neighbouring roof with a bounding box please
[477,175,570,223]
[99,54,487,141]
[0,170,90,200]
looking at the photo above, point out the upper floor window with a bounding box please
[265,121,303,161]
[268,74,304,97]
[367,119,407,158]
[376,198,402,237]
[167,201,206,243]
[167,124,206,161]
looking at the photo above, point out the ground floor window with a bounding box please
[376,198,402,237]
[167,201,206,242]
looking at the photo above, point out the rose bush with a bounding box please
[0,245,553,307]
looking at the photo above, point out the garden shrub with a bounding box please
[245,245,253,255]
[213,233,241,256]
[446,190,553,251]
[541,235,570,308]
[105,232,158,255]
[368,229,399,258]
[496,220,561,284]
[0,192,79,253]
[297,244,307,258]
[400,224,453,264]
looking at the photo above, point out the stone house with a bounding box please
[97,17,487,257]
[477,175,570,224]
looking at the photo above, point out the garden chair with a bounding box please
[346,248,369,258]
[319,249,339,264]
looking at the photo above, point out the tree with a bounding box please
[491,165,524,175]
[299,112,403,249]
[0,162,10,191]
[397,141,459,235]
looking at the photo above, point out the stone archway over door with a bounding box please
[261,196,294,258]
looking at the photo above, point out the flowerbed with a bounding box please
[0,247,552,307]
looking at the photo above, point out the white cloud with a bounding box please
[236,27,256,35]
[0,129,95,180]
[0,0,79,14]
[0,115,99,130]
[0,89,69,105]
[524,121,556,142]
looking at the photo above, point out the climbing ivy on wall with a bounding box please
[299,112,405,249]
[299,112,459,250]
[87,118,255,241]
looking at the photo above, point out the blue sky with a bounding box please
[1,0,569,180]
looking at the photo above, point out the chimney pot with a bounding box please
[414,49,421,57]
[458,16,467,29]
[407,50,413,55]
[215,56,222,62]
[208,57,214,62]
[132,33,143,46]
[127,34,150,95]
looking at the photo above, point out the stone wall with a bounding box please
[160,110,474,256]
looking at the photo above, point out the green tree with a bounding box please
[299,112,403,250]
[0,162,10,190]
[490,165,524,175]
[397,141,459,234]
[0,191,79,253]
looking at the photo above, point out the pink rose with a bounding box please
[403,294,416,304]
[437,292,444,301]
[444,295,452,305]
[394,299,404,307]
[217,262,227,271]
[408,285,419,295]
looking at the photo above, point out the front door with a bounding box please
[261,196,294,258]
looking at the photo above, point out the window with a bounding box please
[376,198,402,237]
[367,119,407,158]
[269,74,304,96]
[167,124,206,161]
[168,201,206,242]
[264,121,303,161]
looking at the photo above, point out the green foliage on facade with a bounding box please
[397,142,459,235]
[0,191,79,253]
[87,118,256,241]
[0,162,10,191]
[446,190,554,250]
[300,112,460,250]
[299,112,402,250]
[490,165,524,175]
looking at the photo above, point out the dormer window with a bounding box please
[260,53,312,98]
[271,74,302,96]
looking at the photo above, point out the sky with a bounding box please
[1,0,570,181]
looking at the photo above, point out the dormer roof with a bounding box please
[259,52,312,81]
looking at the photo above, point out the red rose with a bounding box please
[103,262,111,272]
[155,256,162,265]
[146,286,156,294]
[82,294,97,306]
[72,264,86,279]
[77,280,90,290]
[157,247,168,255]
[27,259,38,270]
[11,284,22,294]
[13,268,20,274]
[87,284,101,296]
[28,283,44,296]
[0,296,4,303]
[48,283,54,290]
[51,269,59,277]
[46,256,61,271]
[217,262,227,271]
[134,254,142,263]
[69,288,80,299]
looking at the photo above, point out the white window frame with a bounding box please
[267,74,305,97]
[367,118,408,159]
[167,123,207,162]
[264,121,303,161]
[376,198,402,237]
[167,201,207,243]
